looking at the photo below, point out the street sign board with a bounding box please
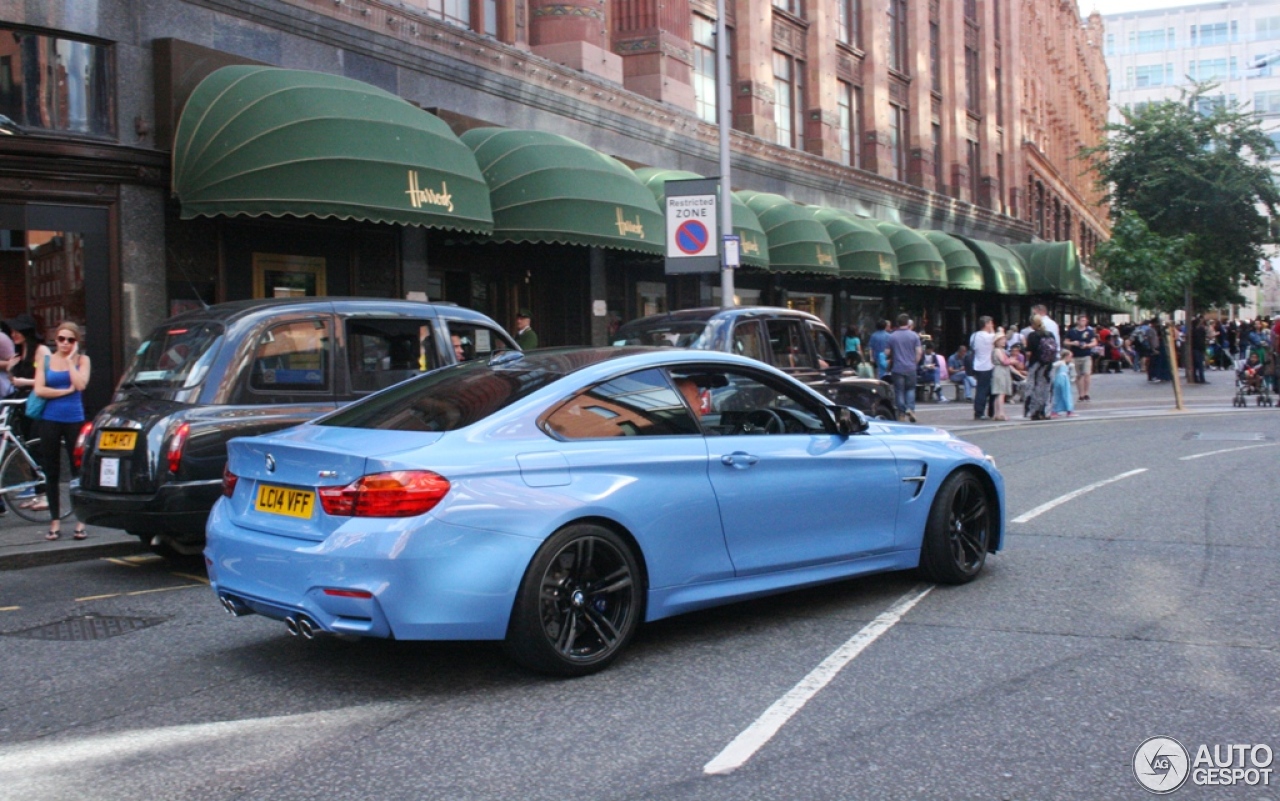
[665,177,719,274]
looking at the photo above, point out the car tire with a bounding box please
[872,403,896,421]
[505,523,643,677]
[918,471,991,584]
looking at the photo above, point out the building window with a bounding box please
[1258,17,1280,41]
[889,103,908,181]
[692,14,721,124]
[854,85,865,168]
[773,0,803,18]
[995,65,1004,126]
[837,0,859,46]
[1191,21,1236,47]
[1189,58,1236,82]
[888,0,908,73]
[838,81,852,165]
[932,123,944,190]
[1256,90,1280,116]
[968,139,981,203]
[1133,64,1169,87]
[997,153,1006,215]
[930,22,941,92]
[1135,28,1174,52]
[773,51,804,150]
[1105,34,1115,55]
[965,46,980,114]
[0,27,115,137]
[483,0,498,36]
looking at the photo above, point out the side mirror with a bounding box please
[831,405,869,436]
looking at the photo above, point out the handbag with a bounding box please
[24,355,49,419]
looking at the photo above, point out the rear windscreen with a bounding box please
[612,320,711,349]
[317,360,563,432]
[121,322,224,389]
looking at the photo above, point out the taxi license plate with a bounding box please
[98,430,137,451]
[254,484,315,519]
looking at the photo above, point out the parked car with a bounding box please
[207,346,1004,676]
[72,298,518,558]
[611,307,897,419]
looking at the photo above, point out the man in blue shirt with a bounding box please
[888,314,922,422]
[1063,314,1097,401]
[866,320,892,380]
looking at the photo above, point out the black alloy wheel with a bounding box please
[506,524,642,676]
[919,471,991,584]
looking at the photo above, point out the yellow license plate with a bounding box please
[254,484,316,519]
[98,431,137,451]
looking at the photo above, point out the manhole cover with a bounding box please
[1185,432,1270,442]
[2,614,168,641]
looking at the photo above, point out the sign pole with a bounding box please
[716,0,734,309]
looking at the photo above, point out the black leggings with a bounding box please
[38,419,82,522]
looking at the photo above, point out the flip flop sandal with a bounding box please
[45,530,59,541]
[73,527,87,540]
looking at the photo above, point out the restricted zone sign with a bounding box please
[665,177,719,274]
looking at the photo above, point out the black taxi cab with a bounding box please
[71,298,518,558]
[612,307,896,420]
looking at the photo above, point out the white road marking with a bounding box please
[1010,468,1148,524]
[1178,443,1277,461]
[703,584,934,776]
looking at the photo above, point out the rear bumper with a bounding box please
[70,480,221,543]
[204,500,542,641]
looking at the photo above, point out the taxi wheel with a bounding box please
[506,524,642,677]
[919,471,991,585]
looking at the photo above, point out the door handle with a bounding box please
[720,451,759,469]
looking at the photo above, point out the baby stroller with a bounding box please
[1234,349,1274,407]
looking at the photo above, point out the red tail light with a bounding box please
[317,471,450,518]
[167,422,190,475]
[73,421,95,469]
[222,464,238,498]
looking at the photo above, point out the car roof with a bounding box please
[620,306,826,328]
[160,297,495,326]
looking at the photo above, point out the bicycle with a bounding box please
[0,398,72,523]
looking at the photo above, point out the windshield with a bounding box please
[612,319,712,349]
[120,322,225,390]
[317,359,565,432]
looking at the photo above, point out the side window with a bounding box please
[346,318,435,393]
[765,319,817,369]
[731,321,768,362]
[446,321,518,363]
[808,324,843,368]
[542,368,701,439]
[672,366,831,436]
[249,319,332,393]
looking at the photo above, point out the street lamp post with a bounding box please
[716,0,735,309]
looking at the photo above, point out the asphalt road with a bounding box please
[1,410,1278,801]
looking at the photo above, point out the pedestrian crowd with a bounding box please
[844,310,1280,423]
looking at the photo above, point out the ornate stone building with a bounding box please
[0,0,1110,411]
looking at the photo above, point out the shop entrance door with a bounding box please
[0,203,113,416]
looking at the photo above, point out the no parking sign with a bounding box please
[665,177,719,274]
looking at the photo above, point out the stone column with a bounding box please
[612,0,695,110]
[528,0,622,83]
[731,0,778,140]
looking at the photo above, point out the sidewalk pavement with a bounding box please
[0,365,1267,570]
[0,507,144,571]
[911,362,1265,433]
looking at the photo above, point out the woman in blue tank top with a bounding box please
[34,321,92,540]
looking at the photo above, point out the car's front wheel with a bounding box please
[506,524,642,676]
[919,471,991,584]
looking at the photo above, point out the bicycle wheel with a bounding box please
[1,444,72,523]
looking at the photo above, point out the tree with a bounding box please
[1084,83,1280,386]
[1084,84,1280,311]
[1092,211,1198,312]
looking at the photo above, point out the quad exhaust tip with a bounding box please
[219,595,253,617]
[284,614,323,640]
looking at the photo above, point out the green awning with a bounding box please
[956,237,1030,295]
[461,128,663,254]
[809,208,899,281]
[922,231,984,291]
[737,191,838,275]
[172,66,493,233]
[633,168,769,267]
[874,222,947,287]
[1008,241,1083,296]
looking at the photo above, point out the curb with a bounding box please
[0,538,147,571]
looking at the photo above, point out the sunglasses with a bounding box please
[56,335,77,344]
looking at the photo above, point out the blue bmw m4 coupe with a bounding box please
[206,347,1004,676]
